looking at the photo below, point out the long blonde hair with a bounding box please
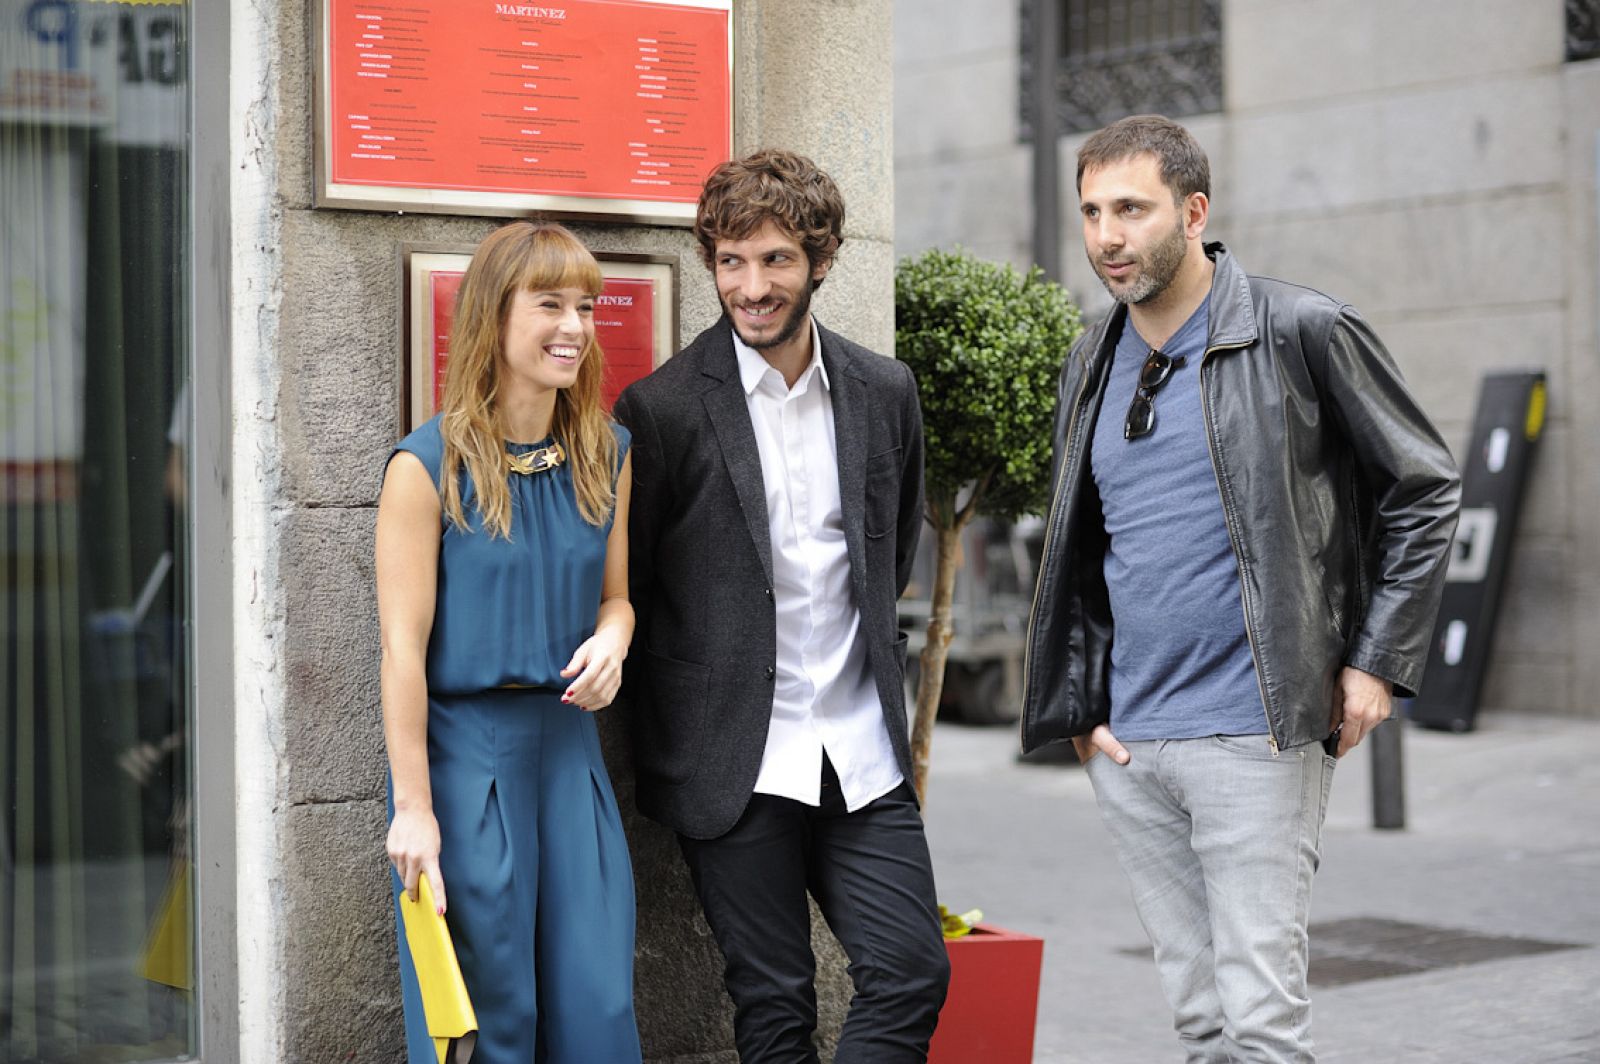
[438,222,618,537]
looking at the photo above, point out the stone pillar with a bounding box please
[737,2,896,354]
[1562,57,1600,719]
[232,1,895,1061]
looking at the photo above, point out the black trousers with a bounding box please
[677,761,950,1064]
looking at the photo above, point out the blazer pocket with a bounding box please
[864,447,902,539]
[892,631,910,673]
[637,650,712,786]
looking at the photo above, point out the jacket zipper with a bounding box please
[1197,341,1283,756]
[1020,360,1097,723]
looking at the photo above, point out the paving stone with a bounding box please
[922,713,1600,1063]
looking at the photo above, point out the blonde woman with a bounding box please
[376,222,641,1061]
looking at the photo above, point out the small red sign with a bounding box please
[427,272,658,413]
[428,271,464,411]
[596,275,657,409]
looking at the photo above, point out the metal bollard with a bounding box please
[1369,719,1405,830]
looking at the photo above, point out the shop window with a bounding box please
[1570,0,1600,62]
[1,2,194,1059]
[1022,0,1223,138]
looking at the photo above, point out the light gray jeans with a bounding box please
[1085,734,1336,1064]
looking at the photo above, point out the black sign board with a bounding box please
[1410,372,1547,732]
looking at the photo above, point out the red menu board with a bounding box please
[321,0,731,222]
[422,271,662,416]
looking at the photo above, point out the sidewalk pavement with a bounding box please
[921,711,1600,1064]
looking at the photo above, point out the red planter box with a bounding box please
[927,924,1044,1064]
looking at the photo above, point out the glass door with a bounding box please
[1,2,195,1059]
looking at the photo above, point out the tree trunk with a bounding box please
[910,523,964,806]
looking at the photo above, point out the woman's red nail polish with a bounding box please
[436,905,444,916]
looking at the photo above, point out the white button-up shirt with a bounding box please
[733,321,904,811]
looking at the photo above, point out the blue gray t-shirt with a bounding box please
[1089,300,1267,740]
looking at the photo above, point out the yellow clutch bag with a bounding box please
[398,874,479,1064]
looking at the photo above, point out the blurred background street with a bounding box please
[923,712,1600,1064]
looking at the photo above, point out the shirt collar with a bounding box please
[732,316,829,396]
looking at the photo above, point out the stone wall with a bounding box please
[233,1,896,1059]
[893,0,1600,719]
[894,0,1031,267]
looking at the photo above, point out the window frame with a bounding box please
[189,0,237,1059]
[1021,0,1224,140]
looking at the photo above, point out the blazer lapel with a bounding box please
[822,328,871,606]
[701,330,776,585]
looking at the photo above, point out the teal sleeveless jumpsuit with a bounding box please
[387,416,641,1063]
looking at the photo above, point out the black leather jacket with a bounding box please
[1020,244,1461,754]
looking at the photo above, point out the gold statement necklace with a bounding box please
[506,440,566,475]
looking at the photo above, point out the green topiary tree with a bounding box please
[895,247,1083,803]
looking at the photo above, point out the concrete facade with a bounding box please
[229,1,895,1060]
[894,0,1600,719]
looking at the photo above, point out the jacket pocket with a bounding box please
[865,447,902,539]
[636,650,712,786]
[1318,565,1350,639]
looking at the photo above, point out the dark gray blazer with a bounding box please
[613,317,925,839]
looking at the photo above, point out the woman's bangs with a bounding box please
[516,233,604,297]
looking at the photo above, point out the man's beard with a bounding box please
[1095,219,1188,305]
[728,281,813,351]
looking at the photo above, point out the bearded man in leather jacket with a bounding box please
[1020,115,1460,1062]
